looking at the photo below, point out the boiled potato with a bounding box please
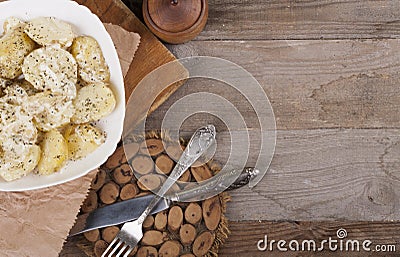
[0,16,118,182]
[37,129,68,175]
[0,77,10,87]
[1,79,38,105]
[22,46,77,99]
[15,79,40,96]
[71,83,116,124]
[0,18,36,79]
[1,83,29,105]
[24,17,75,48]
[0,78,11,96]
[0,145,41,181]
[75,77,89,90]
[23,91,75,132]
[0,102,37,146]
[64,123,105,160]
[71,36,110,83]
[3,17,25,32]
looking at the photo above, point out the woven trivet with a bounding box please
[76,131,230,257]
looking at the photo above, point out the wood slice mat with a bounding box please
[75,132,230,257]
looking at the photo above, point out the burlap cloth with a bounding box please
[0,24,140,257]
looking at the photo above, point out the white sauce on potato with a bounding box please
[22,46,77,99]
[0,16,116,181]
[24,17,75,48]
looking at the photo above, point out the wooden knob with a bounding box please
[143,0,208,44]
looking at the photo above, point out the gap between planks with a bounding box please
[143,39,400,130]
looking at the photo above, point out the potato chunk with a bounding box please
[15,79,40,96]
[64,123,105,160]
[0,77,11,89]
[24,17,75,48]
[0,102,37,146]
[0,18,36,79]
[72,83,116,123]
[22,46,77,99]
[37,129,68,175]
[71,36,110,83]
[3,17,25,33]
[0,145,41,181]
[23,91,75,132]
[1,83,29,105]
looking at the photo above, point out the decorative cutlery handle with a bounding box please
[136,125,216,224]
[170,167,259,202]
[227,167,259,190]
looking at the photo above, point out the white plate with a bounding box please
[0,0,125,191]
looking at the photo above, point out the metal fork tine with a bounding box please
[102,237,118,257]
[116,244,128,257]
[108,240,123,257]
[123,247,133,257]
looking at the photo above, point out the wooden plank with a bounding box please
[144,39,400,130]
[195,0,400,41]
[229,129,400,221]
[122,0,400,41]
[171,129,400,221]
[75,0,185,124]
[219,221,400,256]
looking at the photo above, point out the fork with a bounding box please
[102,125,216,257]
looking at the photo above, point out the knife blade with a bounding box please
[69,167,258,236]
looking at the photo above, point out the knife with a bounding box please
[69,167,258,236]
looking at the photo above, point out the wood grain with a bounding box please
[220,221,400,257]
[197,0,400,41]
[141,39,400,130]
[167,129,400,221]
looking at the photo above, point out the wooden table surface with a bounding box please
[62,0,400,256]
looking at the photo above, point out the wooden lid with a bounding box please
[143,0,208,44]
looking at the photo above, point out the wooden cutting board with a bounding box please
[76,0,184,122]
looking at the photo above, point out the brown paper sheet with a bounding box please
[104,23,141,77]
[0,24,140,257]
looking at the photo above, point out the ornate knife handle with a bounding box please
[170,167,259,202]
